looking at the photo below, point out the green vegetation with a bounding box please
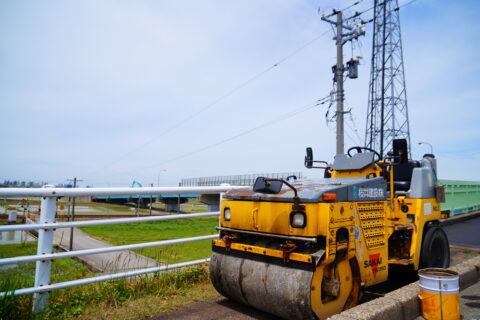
[0,242,93,290]
[0,242,218,319]
[0,205,219,319]
[0,242,93,319]
[81,218,218,264]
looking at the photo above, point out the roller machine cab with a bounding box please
[210,139,449,319]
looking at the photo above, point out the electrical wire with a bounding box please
[350,114,363,144]
[395,0,419,11]
[345,116,363,146]
[344,126,358,147]
[346,0,420,22]
[341,0,365,12]
[94,95,332,179]
[343,3,375,22]
[85,29,332,179]
[88,0,426,181]
[322,0,364,18]
[342,97,363,146]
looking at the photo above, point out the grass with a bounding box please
[80,218,218,264]
[69,281,218,320]
[0,242,219,319]
[0,241,94,319]
[0,204,220,319]
[0,242,94,290]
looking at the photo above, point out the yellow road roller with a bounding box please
[210,139,449,319]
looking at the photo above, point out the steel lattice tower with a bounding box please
[365,0,411,157]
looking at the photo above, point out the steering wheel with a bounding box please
[347,146,381,162]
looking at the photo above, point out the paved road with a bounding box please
[54,228,158,273]
[443,216,480,249]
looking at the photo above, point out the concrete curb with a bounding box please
[440,210,480,226]
[327,255,480,320]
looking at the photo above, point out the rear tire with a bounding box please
[419,225,450,268]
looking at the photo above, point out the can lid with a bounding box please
[419,268,459,293]
[419,268,458,278]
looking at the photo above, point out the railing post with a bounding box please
[32,194,57,313]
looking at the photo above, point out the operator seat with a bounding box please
[392,139,420,191]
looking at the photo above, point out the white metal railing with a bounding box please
[0,212,220,232]
[0,185,243,313]
[0,185,237,197]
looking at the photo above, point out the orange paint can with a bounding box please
[419,268,460,320]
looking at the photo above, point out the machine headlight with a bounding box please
[290,212,306,228]
[224,207,231,221]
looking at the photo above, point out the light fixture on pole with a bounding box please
[418,142,433,154]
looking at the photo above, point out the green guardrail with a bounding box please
[440,179,480,215]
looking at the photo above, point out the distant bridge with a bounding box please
[91,194,199,211]
[91,172,306,211]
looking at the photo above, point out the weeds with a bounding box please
[0,263,211,320]
[0,211,217,319]
[0,278,33,320]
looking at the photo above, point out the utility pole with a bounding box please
[321,10,366,154]
[149,183,153,215]
[67,177,83,251]
[335,11,344,155]
[136,197,140,217]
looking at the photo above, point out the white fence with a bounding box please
[0,185,242,313]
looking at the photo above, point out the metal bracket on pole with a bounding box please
[32,191,57,313]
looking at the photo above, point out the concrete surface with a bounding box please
[336,296,403,320]
[459,280,480,320]
[358,245,476,304]
[54,228,158,273]
[329,255,480,320]
[415,280,480,320]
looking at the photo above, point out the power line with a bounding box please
[341,0,365,12]
[344,126,358,147]
[349,113,363,144]
[94,95,332,180]
[395,0,419,11]
[321,0,365,18]
[345,0,420,22]
[85,29,332,179]
[345,117,362,146]
[344,4,377,22]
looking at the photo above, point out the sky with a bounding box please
[1,0,479,187]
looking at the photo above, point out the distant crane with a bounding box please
[131,180,143,188]
[365,0,411,157]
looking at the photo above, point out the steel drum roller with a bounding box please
[210,251,317,320]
